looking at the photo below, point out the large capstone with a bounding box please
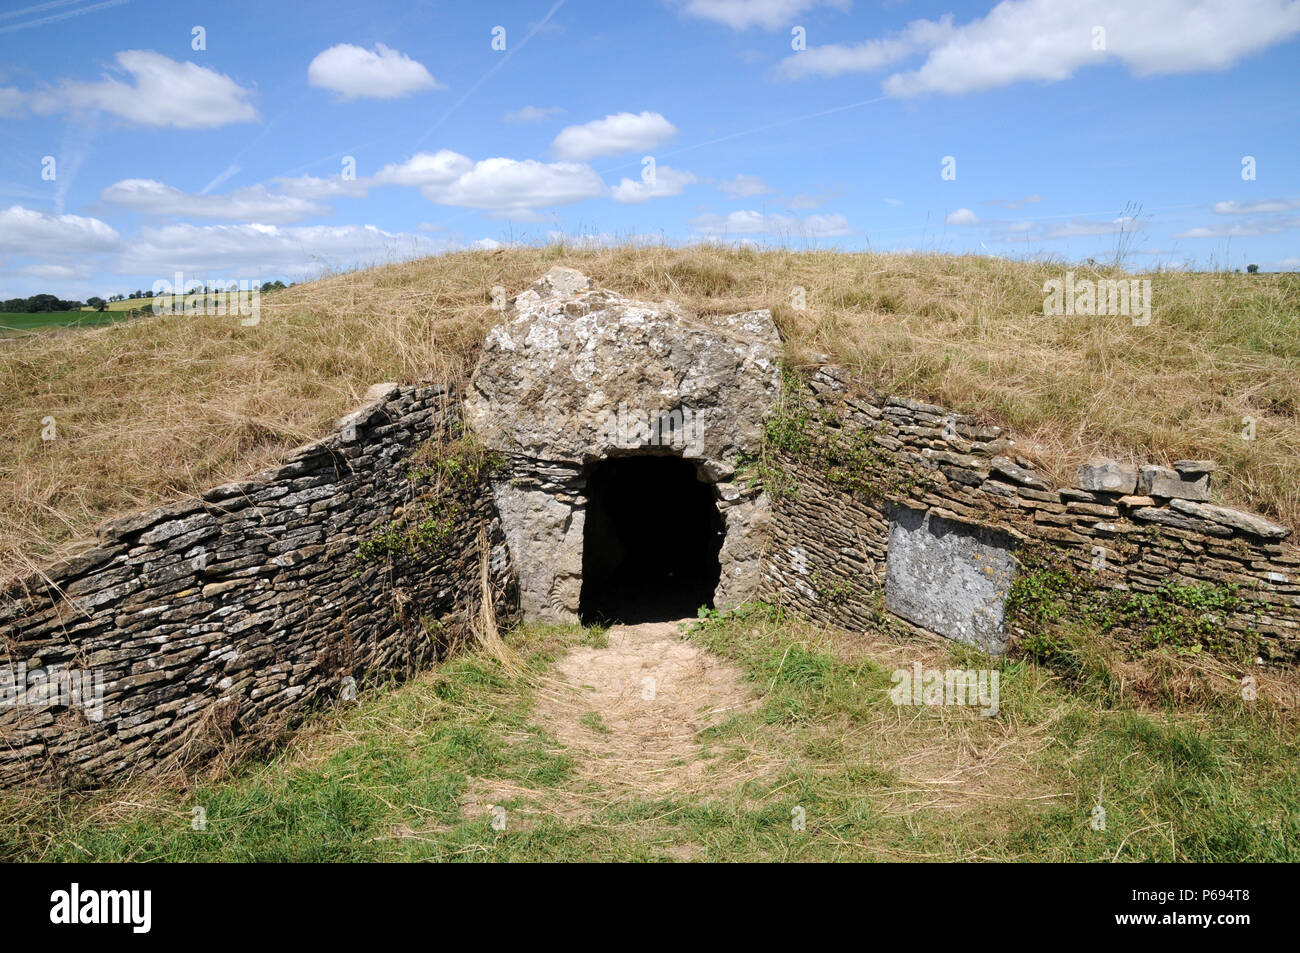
[465,267,782,623]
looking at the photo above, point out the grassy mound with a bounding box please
[2,245,1296,581]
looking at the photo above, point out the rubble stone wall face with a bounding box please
[0,384,517,789]
[759,367,1299,662]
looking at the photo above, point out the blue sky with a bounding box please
[1,0,1298,299]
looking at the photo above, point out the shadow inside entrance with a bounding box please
[579,456,725,625]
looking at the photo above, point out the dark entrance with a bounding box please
[579,456,725,624]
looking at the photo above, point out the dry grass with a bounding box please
[2,244,1296,583]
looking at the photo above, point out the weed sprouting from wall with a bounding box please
[741,364,936,503]
[1007,545,1261,667]
[358,428,503,562]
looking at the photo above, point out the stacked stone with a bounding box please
[759,455,891,631]
[761,367,1298,662]
[0,384,516,789]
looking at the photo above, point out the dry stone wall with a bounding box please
[0,384,517,789]
[760,366,1299,663]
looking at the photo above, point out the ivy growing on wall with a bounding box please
[1007,544,1260,663]
[739,365,936,503]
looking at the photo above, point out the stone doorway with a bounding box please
[579,456,725,624]
[464,267,781,624]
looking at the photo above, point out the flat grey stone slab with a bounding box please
[884,507,1017,654]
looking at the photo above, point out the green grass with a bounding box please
[0,311,130,332]
[3,606,1294,862]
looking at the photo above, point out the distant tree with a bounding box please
[87,297,107,312]
[1247,263,1260,274]
[0,293,83,312]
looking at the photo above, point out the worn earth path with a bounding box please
[461,619,767,825]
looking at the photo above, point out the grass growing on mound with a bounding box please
[2,245,1297,581]
[2,606,1295,862]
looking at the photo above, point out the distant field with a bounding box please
[0,311,129,332]
[80,299,153,312]
[83,292,248,312]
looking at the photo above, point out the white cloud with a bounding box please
[611,166,698,203]
[372,151,606,214]
[778,17,954,79]
[551,111,677,161]
[272,174,370,200]
[775,0,1300,98]
[1175,216,1300,238]
[1044,217,1136,238]
[990,215,1138,242]
[690,209,852,236]
[307,43,441,100]
[371,150,474,188]
[115,223,455,279]
[101,179,328,223]
[0,205,120,255]
[437,158,607,213]
[1213,198,1300,214]
[882,198,903,206]
[472,238,504,250]
[0,86,22,117]
[673,0,849,30]
[946,207,978,225]
[17,262,99,281]
[27,51,257,128]
[504,105,564,123]
[718,174,771,198]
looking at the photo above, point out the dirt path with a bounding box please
[463,620,763,821]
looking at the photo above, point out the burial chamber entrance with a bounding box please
[463,266,783,624]
[579,456,725,624]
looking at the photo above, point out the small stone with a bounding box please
[1173,459,1217,474]
[1137,464,1210,501]
[1118,495,1156,507]
[989,455,1048,489]
[1076,458,1137,494]
[1066,501,1120,518]
[1169,499,1291,540]
[202,581,245,598]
